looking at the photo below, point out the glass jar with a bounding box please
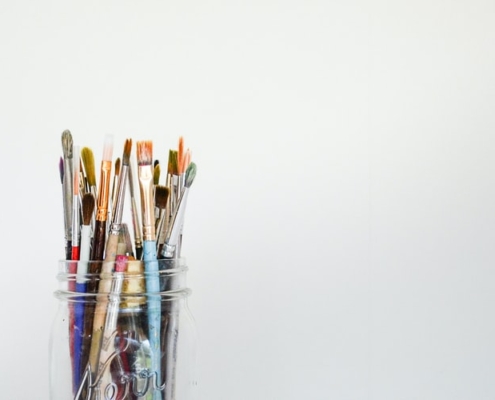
[49,258,197,400]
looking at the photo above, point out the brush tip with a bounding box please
[102,134,114,161]
[115,157,121,176]
[81,147,96,187]
[82,193,95,225]
[136,140,153,166]
[61,130,73,158]
[59,157,64,183]
[185,162,197,188]
[154,185,170,209]
[123,138,132,165]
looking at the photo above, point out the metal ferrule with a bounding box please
[71,194,80,245]
[138,165,156,241]
[161,243,176,259]
[111,165,128,226]
[96,160,112,221]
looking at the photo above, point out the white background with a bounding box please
[1,0,495,399]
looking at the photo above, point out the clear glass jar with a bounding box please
[49,258,197,400]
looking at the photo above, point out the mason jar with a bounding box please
[49,258,197,400]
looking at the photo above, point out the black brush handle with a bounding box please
[90,219,107,262]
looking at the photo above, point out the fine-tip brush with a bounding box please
[177,136,185,193]
[161,162,197,259]
[128,154,143,260]
[74,192,95,392]
[165,149,179,246]
[71,145,81,264]
[62,130,73,260]
[90,134,114,262]
[137,140,162,399]
[161,160,196,400]
[109,157,121,225]
[88,139,132,382]
[69,144,80,394]
[59,157,65,249]
[81,146,97,231]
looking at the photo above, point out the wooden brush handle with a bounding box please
[91,219,107,261]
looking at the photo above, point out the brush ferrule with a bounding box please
[96,160,112,221]
[161,243,176,259]
[112,165,129,226]
[138,165,156,241]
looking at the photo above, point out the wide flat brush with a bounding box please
[62,130,73,260]
[137,140,162,399]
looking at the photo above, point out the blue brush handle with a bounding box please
[74,281,86,392]
[143,240,162,399]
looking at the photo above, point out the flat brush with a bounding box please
[62,130,73,260]
[137,140,162,399]
[81,146,97,231]
[154,184,168,229]
[161,162,197,259]
[90,134,114,262]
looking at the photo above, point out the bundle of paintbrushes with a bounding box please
[59,130,197,400]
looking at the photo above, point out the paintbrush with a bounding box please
[71,145,81,264]
[161,162,197,259]
[62,130,73,260]
[90,134,114,262]
[74,192,95,392]
[137,140,162,399]
[160,162,196,400]
[155,186,170,255]
[110,157,121,225]
[81,146,97,231]
[88,139,132,383]
[128,154,143,260]
[68,144,80,394]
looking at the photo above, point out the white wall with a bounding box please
[1,0,495,399]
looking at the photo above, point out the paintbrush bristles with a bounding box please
[102,134,114,161]
[59,157,64,184]
[82,193,95,226]
[122,139,132,166]
[114,158,121,177]
[185,162,197,188]
[178,136,185,174]
[81,147,96,188]
[137,140,153,166]
[154,163,161,185]
[62,130,73,159]
[155,185,170,211]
